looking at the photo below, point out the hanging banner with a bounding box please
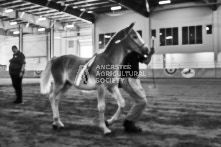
[165,68,177,75]
[181,68,195,78]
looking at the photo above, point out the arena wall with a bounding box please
[1,3,221,79]
[94,5,221,78]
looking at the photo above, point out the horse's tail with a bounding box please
[40,59,53,94]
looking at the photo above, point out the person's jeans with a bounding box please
[120,78,147,121]
[10,74,23,102]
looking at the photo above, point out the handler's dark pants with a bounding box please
[10,74,23,102]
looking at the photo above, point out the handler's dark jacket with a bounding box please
[121,51,146,79]
[9,51,26,75]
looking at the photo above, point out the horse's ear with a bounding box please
[114,22,135,44]
[127,22,135,32]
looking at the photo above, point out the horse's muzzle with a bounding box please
[141,45,149,56]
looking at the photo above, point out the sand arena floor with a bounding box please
[0,78,221,147]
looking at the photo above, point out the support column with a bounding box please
[212,10,218,77]
[47,21,54,61]
[19,25,23,52]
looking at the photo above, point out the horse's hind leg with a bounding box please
[106,86,125,126]
[50,82,72,129]
[49,84,64,129]
[96,85,111,134]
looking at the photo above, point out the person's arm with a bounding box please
[142,47,155,65]
[143,56,152,65]
[19,53,26,77]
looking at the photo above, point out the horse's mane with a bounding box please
[104,28,125,51]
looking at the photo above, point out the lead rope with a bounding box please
[151,38,156,88]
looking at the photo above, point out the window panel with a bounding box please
[99,34,104,49]
[104,33,112,46]
[68,40,74,48]
[160,28,165,46]
[166,28,172,45]
[182,25,203,45]
[173,27,178,45]
[189,26,195,44]
[206,25,212,34]
[99,31,142,49]
[151,29,156,38]
[137,30,142,37]
[182,27,188,45]
[160,27,179,46]
[196,25,202,44]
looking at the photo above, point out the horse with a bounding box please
[40,22,150,134]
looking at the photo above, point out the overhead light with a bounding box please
[104,35,111,38]
[80,8,86,11]
[54,36,61,39]
[50,20,56,28]
[73,6,78,9]
[111,6,122,11]
[10,21,17,25]
[38,28,45,32]
[25,23,29,28]
[79,39,92,42]
[13,31,19,35]
[38,16,46,21]
[87,11,93,13]
[5,9,13,13]
[66,24,74,28]
[20,12,25,18]
[159,0,171,5]
[57,0,65,6]
[166,36,173,39]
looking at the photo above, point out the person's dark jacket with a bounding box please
[121,51,145,78]
[9,51,26,75]
[121,48,154,78]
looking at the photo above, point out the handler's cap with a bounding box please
[12,45,18,50]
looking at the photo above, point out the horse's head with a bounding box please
[115,23,149,56]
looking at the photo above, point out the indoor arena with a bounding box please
[0,0,221,147]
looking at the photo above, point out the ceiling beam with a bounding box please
[24,0,95,23]
[0,7,64,31]
[202,0,220,10]
[19,6,41,11]
[9,4,35,9]
[0,28,13,36]
[109,0,149,17]
[153,1,221,12]
[0,2,25,8]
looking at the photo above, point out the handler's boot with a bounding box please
[123,119,142,133]
[13,100,23,104]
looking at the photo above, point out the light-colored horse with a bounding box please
[40,23,149,134]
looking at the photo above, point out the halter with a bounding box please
[115,29,146,50]
[127,30,147,54]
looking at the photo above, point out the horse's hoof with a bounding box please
[52,124,64,130]
[104,131,114,137]
[52,124,59,130]
[105,120,110,127]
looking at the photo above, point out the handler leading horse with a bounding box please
[40,23,150,134]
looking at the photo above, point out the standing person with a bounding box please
[120,47,154,133]
[9,45,26,104]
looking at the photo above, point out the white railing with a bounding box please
[148,62,221,69]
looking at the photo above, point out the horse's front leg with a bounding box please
[97,85,111,134]
[106,86,125,126]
